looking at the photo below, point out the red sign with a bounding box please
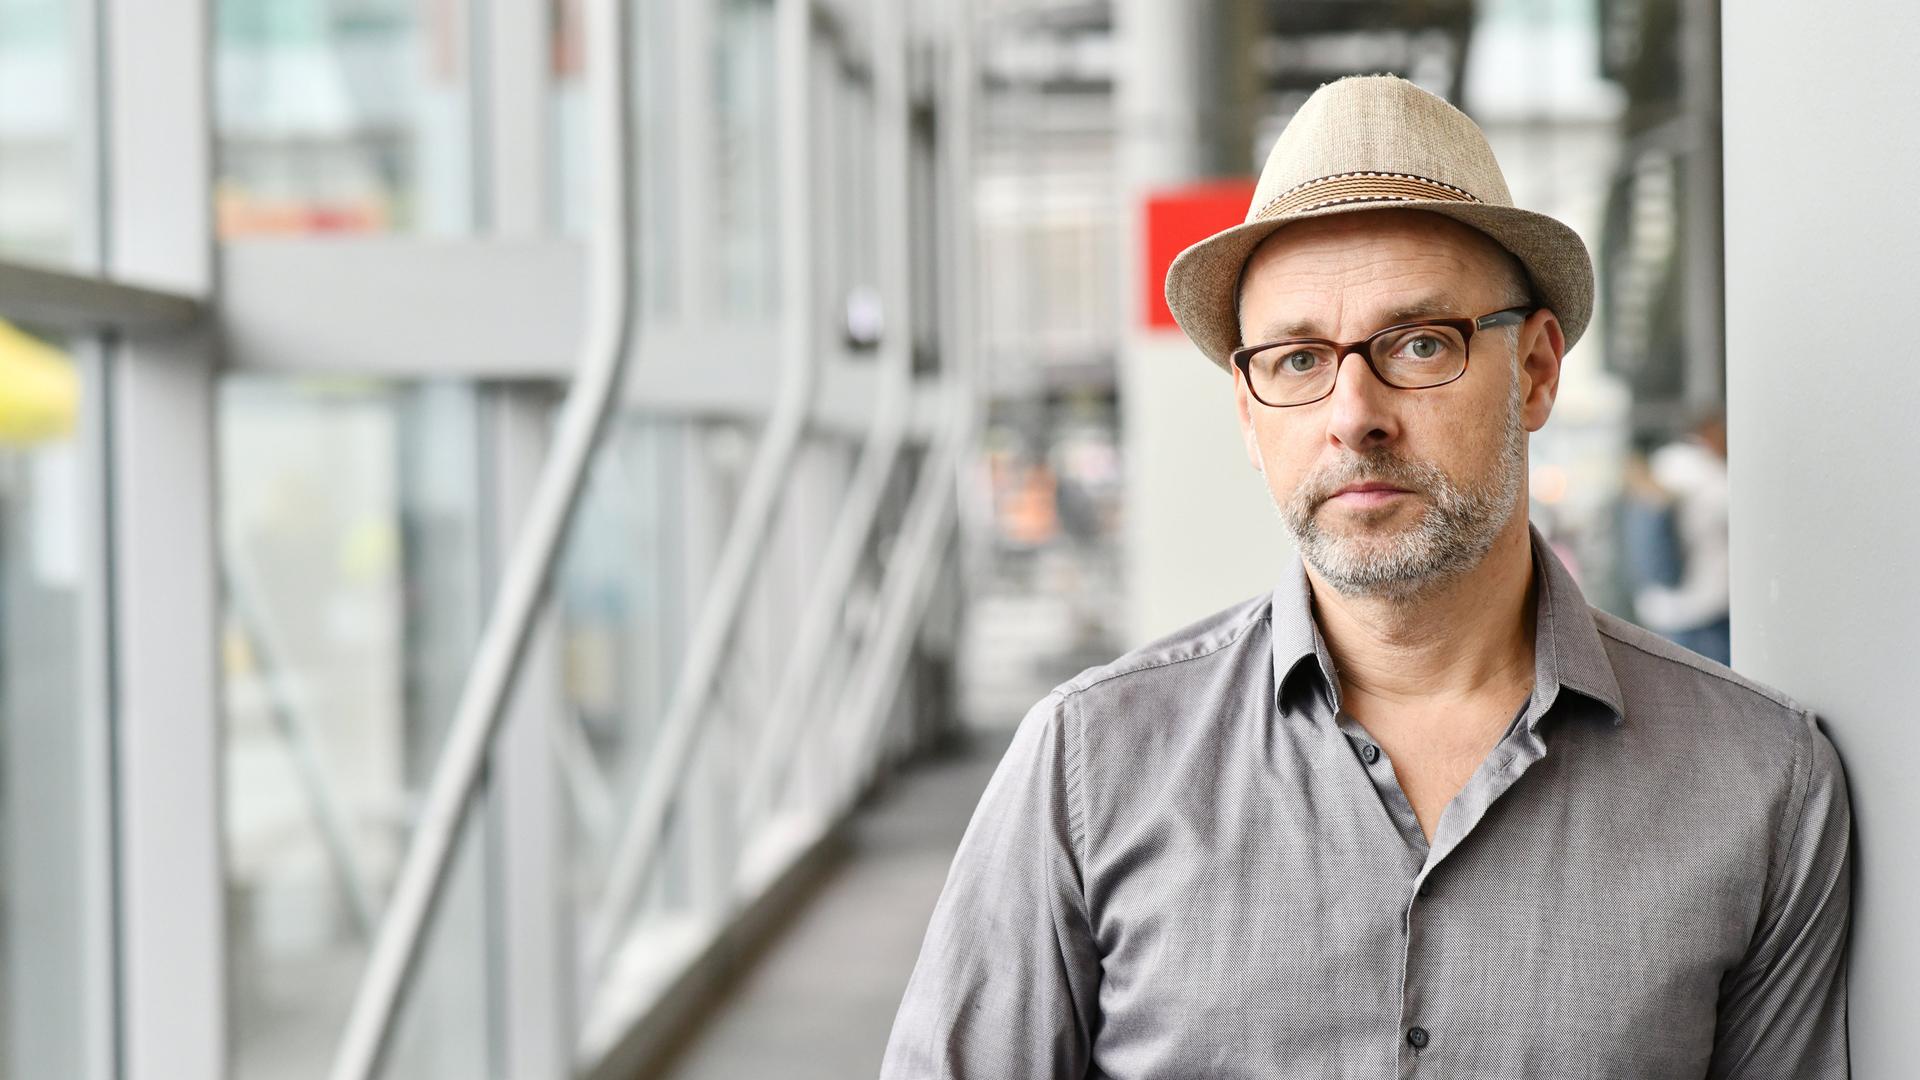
[1141,180,1257,330]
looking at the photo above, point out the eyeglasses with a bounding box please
[1230,306,1533,408]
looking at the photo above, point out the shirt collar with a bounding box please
[1269,523,1626,728]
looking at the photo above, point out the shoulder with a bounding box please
[1054,590,1273,704]
[1591,605,1802,715]
[1587,606,1832,803]
[1017,592,1279,786]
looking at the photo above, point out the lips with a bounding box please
[1319,481,1416,511]
[1332,483,1410,498]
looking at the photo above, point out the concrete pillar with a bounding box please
[1723,5,1919,1074]
[1115,1,1286,643]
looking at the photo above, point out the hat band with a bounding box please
[1254,171,1481,220]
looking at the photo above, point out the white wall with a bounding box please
[1118,332,1293,644]
[1723,6,1920,1075]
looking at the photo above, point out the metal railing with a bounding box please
[326,0,640,1073]
[584,0,914,985]
[315,0,981,1076]
[579,0,827,980]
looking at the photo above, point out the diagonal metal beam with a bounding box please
[324,0,638,1074]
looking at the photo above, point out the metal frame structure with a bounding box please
[584,0,913,986]
[0,0,982,1076]
[328,0,639,1071]
[580,0,827,982]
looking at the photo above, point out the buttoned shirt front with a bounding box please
[879,526,1851,1079]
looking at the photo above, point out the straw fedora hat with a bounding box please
[1164,74,1594,372]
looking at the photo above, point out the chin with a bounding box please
[1318,497,1421,531]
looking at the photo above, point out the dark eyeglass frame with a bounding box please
[1230,305,1534,408]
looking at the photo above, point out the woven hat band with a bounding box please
[1254,171,1482,222]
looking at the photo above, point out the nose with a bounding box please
[1321,350,1400,452]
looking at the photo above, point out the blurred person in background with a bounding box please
[881,76,1848,1079]
[1623,410,1731,663]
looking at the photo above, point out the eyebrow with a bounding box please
[1247,295,1466,343]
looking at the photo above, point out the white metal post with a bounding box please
[482,0,553,236]
[478,10,567,1070]
[487,388,573,1080]
[100,0,223,1078]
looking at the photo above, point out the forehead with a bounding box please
[1237,210,1511,339]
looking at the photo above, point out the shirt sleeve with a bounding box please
[877,690,1102,1078]
[1706,711,1853,1080]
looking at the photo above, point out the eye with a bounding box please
[1281,350,1322,375]
[1401,334,1444,360]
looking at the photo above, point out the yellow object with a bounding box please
[0,319,78,445]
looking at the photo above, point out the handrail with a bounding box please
[0,259,205,335]
[736,0,919,838]
[324,0,637,1073]
[581,0,825,977]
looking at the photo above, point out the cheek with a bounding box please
[1249,417,1317,489]
[1405,384,1510,465]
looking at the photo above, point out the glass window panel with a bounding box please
[557,417,694,908]
[554,0,679,317]
[0,323,99,1078]
[714,0,778,318]
[220,377,491,1080]
[560,415,780,1033]
[0,0,79,265]
[549,0,587,235]
[215,0,477,237]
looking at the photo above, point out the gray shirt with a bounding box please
[879,526,1850,1079]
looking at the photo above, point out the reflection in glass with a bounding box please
[0,0,78,265]
[215,0,476,236]
[220,377,490,1079]
[0,323,95,1078]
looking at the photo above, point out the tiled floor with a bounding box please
[648,727,1016,1080]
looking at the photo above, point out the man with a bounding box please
[880,75,1850,1079]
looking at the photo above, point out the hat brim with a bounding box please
[1163,201,1595,373]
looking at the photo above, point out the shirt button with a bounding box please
[1360,742,1380,764]
[1407,1026,1430,1050]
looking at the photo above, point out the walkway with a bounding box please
[646,727,1016,1079]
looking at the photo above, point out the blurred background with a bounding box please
[5,0,1884,1078]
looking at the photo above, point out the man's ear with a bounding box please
[1519,309,1566,432]
[1232,364,1263,469]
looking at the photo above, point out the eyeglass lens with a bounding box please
[1242,323,1469,406]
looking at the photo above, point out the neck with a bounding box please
[1308,513,1537,711]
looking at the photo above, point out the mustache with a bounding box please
[1296,452,1442,511]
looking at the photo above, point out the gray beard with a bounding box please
[1267,369,1527,601]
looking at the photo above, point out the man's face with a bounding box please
[1232,210,1565,599]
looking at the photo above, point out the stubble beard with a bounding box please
[1264,368,1528,601]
